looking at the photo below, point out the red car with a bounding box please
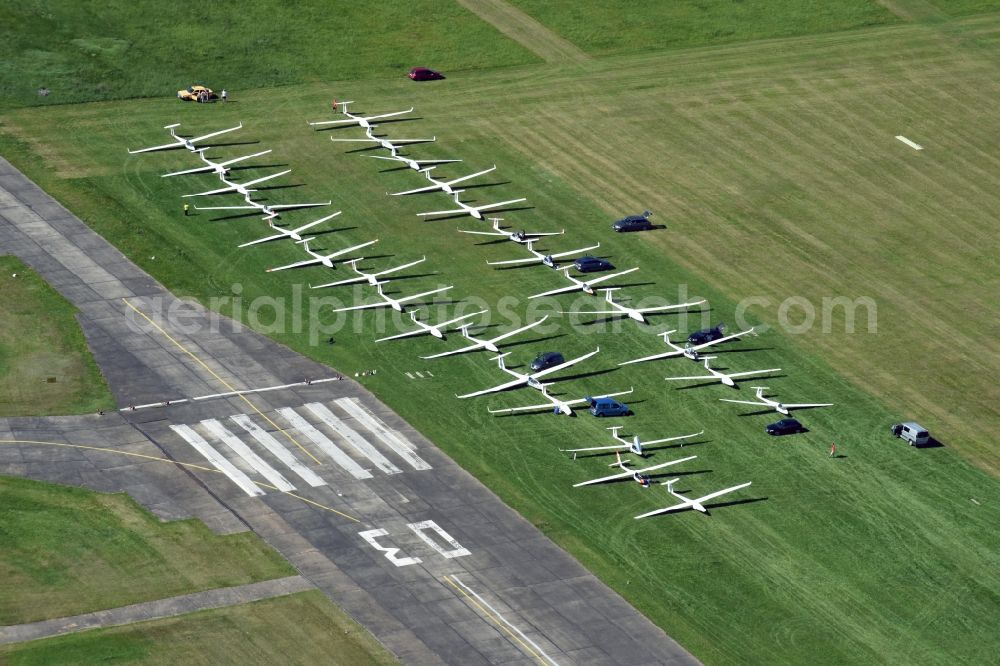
[408,67,444,81]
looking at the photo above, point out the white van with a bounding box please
[891,422,930,447]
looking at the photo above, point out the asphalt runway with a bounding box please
[0,158,698,665]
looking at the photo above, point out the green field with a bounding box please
[0,476,294,625]
[0,591,397,666]
[0,257,114,416]
[1,2,999,664]
[0,0,538,110]
[506,0,898,55]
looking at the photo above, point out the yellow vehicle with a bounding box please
[177,85,215,102]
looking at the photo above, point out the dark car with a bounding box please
[573,256,613,273]
[408,67,444,81]
[589,397,631,417]
[612,211,654,232]
[766,418,806,436]
[530,351,564,372]
[687,322,727,345]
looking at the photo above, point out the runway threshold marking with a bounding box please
[171,424,265,496]
[0,439,359,522]
[121,298,322,465]
[335,397,430,469]
[303,403,402,475]
[443,574,559,666]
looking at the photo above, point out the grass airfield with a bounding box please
[1,2,999,664]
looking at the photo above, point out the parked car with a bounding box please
[573,256,613,273]
[588,396,631,417]
[766,418,806,436]
[688,322,727,345]
[612,211,654,232]
[891,422,930,446]
[177,85,215,101]
[409,67,444,81]
[530,351,564,372]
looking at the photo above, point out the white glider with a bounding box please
[376,308,488,342]
[194,193,331,219]
[420,317,548,360]
[309,102,413,129]
[182,169,291,198]
[309,256,426,289]
[266,237,377,272]
[162,149,273,177]
[560,288,705,324]
[529,266,640,299]
[665,356,780,388]
[368,147,461,171]
[619,327,756,366]
[561,426,703,458]
[488,238,600,268]
[572,452,698,488]
[416,191,527,221]
[330,127,434,152]
[719,386,833,415]
[487,385,634,417]
[238,211,342,248]
[456,347,598,398]
[458,218,564,244]
[330,281,453,313]
[390,165,496,196]
[635,478,753,518]
[128,122,243,154]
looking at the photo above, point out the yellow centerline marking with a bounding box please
[121,298,322,465]
[442,575,549,666]
[0,439,358,522]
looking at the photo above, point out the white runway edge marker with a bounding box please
[170,424,264,497]
[896,135,923,150]
[200,419,296,492]
[229,414,326,487]
[304,403,403,475]
[449,574,560,666]
[335,397,432,470]
[276,407,373,480]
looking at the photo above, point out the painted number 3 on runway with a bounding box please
[359,520,471,567]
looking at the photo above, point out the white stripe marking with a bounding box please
[118,377,344,412]
[449,574,560,666]
[425,371,434,377]
[415,371,425,378]
[335,398,431,470]
[405,372,415,379]
[408,520,471,558]
[276,407,372,479]
[895,135,923,150]
[304,403,402,475]
[229,414,326,487]
[170,424,264,496]
[200,419,295,492]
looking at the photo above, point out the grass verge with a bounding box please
[0,257,114,417]
[0,476,294,625]
[0,590,398,665]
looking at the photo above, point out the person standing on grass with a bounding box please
[332,98,338,113]
[183,203,190,217]
[830,442,837,457]
[221,89,227,103]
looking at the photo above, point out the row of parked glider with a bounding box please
[126,100,834,517]
[306,102,774,518]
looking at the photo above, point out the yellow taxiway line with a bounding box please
[121,297,322,466]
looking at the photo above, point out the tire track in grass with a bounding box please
[455,0,591,64]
